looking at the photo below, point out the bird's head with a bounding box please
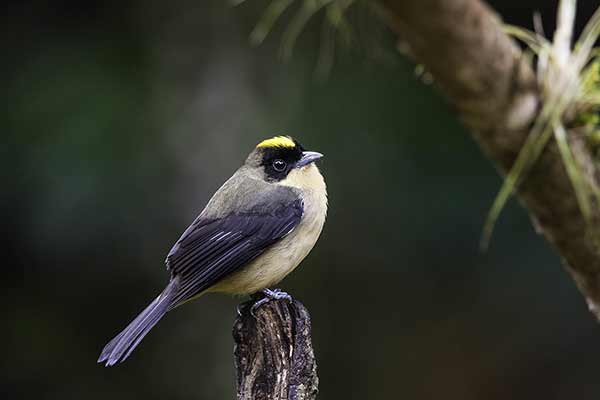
[245,136,324,184]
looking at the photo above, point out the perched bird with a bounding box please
[98,136,327,366]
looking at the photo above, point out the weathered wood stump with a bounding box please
[233,296,318,400]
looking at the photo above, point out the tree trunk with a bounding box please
[380,0,600,320]
[233,297,318,400]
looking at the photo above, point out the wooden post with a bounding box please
[233,297,319,400]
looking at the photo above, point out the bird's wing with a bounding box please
[165,186,303,308]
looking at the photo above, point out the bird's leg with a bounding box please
[265,288,293,301]
[250,288,293,317]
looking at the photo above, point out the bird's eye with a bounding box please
[272,159,287,172]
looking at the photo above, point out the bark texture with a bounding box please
[381,0,600,319]
[233,297,318,400]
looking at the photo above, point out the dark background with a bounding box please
[4,1,600,399]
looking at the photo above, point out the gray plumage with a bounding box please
[98,139,327,366]
[198,164,303,219]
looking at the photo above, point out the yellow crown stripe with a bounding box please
[256,136,296,149]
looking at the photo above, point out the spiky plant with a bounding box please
[481,0,600,249]
[235,0,390,77]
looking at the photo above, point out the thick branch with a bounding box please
[381,0,600,319]
[233,298,319,400]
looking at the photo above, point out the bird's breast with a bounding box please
[212,164,327,295]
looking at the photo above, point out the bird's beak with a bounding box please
[296,151,323,168]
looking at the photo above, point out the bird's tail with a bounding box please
[98,277,179,366]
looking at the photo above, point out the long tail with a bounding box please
[98,277,179,366]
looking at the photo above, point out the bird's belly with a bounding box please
[210,193,326,295]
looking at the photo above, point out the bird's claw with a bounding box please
[250,288,292,317]
[236,303,246,317]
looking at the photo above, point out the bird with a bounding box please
[98,135,327,366]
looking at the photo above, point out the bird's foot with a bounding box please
[250,288,292,317]
[264,288,292,301]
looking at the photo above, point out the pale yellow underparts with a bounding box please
[209,163,327,295]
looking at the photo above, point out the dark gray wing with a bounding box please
[165,188,303,308]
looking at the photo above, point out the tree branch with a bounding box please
[380,0,600,319]
[233,298,319,400]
